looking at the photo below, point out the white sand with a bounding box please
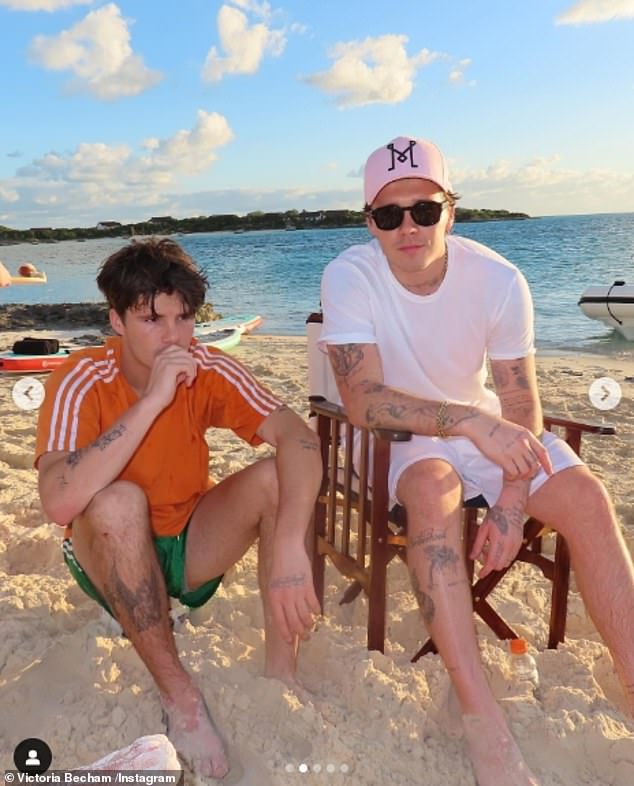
[1,333,633,785]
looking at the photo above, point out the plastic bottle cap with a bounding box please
[510,638,529,655]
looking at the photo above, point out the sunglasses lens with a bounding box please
[371,204,403,231]
[371,201,446,230]
[411,201,444,226]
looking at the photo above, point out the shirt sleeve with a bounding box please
[196,349,282,445]
[487,271,536,360]
[34,357,103,466]
[319,256,378,350]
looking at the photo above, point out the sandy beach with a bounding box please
[1,321,633,785]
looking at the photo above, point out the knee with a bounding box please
[78,480,149,538]
[548,467,616,539]
[568,469,614,524]
[397,460,462,515]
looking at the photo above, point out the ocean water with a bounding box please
[1,212,633,353]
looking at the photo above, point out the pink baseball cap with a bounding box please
[364,137,452,205]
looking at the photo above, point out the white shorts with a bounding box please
[389,431,583,508]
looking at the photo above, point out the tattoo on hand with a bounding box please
[270,573,306,590]
[489,506,509,535]
[412,570,435,626]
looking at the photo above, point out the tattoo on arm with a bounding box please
[411,570,435,626]
[93,424,127,450]
[299,438,319,452]
[65,424,127,468]
[329,344,364,382]
[270,573,306,590]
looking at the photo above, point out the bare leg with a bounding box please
[72,480,228,779]
[186,457,299,684]
[398,460,539,786]
[526,466,634,715]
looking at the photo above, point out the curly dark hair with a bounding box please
[96,238,208,318]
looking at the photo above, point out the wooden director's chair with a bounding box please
[306,312,615,662]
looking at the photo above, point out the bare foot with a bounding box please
[462,714,540,786]
[161,688,229,779]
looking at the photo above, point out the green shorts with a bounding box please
[62,522,223,618]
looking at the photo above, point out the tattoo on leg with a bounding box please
[105,562,163,633]
[409,529,446,549]
[411,570,435,626]
[425,544,459,588]
[270,573,306,590]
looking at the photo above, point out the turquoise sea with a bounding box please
[1,212,633,353]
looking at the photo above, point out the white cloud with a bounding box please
[1,111,234,224]
[202,3,286,82]
[229,0,273,19]
[304,35,440,108]
[0,186,19,202]
[449,58,476,86]
[452,155,634,214]
[28,3,162,100]
[556,0,634,25]
[0,0,91,9]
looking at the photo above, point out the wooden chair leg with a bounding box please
[548,533,570,648]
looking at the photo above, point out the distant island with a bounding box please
[0,207,530,245]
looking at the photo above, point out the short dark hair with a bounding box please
[97,238,208,318]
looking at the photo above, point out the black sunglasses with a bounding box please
[368,200,448,231]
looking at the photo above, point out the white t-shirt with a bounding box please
[319,234,535,417]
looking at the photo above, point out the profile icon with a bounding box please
[13,738,52,775]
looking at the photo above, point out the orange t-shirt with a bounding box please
[35,337,281,537]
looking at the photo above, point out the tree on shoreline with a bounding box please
[0,207,530,245]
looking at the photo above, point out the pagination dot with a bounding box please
[326,764,336,774]
[298,763,309,773]
[340,764,349,773]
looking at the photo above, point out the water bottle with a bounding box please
[508,638,539,694]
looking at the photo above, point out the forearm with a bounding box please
[273,431,322,541]
[354,381,482,438]
[39,397,162,524]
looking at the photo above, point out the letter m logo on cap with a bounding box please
[387,140,418,172]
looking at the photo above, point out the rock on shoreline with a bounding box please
[0,302,219,331]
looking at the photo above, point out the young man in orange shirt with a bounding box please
[36,238,321,779]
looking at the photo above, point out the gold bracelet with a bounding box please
[436,400,449,438]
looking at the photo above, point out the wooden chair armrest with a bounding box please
[543,413,616,435]
[310,396,412,443]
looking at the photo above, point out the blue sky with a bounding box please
[0,0,633,229]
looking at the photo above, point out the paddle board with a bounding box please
[0,348,71,373]
[195,313,262,336]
